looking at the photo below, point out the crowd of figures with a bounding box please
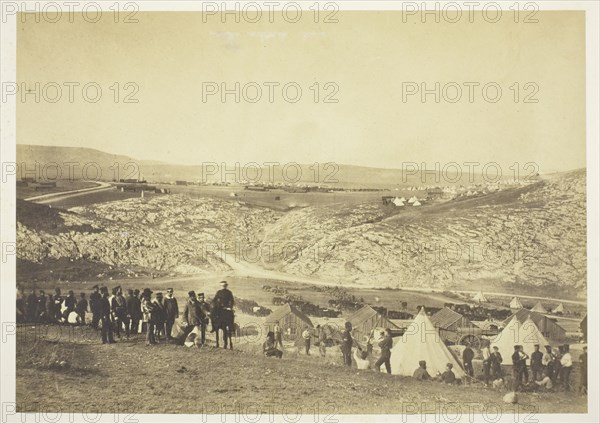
[17,282,587,397]
[17,281,237,348]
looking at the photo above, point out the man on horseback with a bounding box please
[213,281,235,349]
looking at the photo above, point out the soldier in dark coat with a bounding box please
[151,292,166,341]
[52,288,63,322]
[36,290,47,323]
[111,286,129,339]
[163,288,179,340]
[76,293,88,325]
[213,281,234,310]
[46,290,56,323]
[341,321,354,367]
[181,291,207,346]
[63,290,77,320]
[100,287,115,344]
[375,328,393,374]
[26,289,37,323]
[530,344,544,381]
[463,346,475,381]
[89,285,102,329]
[127,289,142,334]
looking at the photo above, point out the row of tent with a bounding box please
[392,196,422,207]
[263,303,569,377]
[473,291,565,315]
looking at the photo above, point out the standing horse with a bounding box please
[211,305,235,349]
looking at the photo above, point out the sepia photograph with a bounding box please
[1,1,598,423]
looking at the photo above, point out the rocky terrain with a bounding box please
[261,170,587,295]
[17,170,586,296]
[17,195,280,279]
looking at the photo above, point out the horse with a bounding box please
[211,305,235,349]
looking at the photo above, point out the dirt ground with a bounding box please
[16,324,587,416]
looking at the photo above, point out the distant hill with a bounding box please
[16,144,533,189]
[259,169,587,297]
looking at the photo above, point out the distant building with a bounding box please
[347,305,400,345]
[430,307,477,343]
[264,304,313,339]
[175,181,188,186]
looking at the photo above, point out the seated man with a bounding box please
[440,363,456,384]
[534,369,554,392]
[353,349,370,370]
[263,331,283,359]
[413,360,431,381]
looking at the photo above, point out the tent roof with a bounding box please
[264,303,313,327]
[530,301,547,313]
[502,308,566,337]
[390,308,466,378]
[552,303,565,313]
[473,291,488,302]
[510,297,523,308]
[430,307,464,329]
[491,316,549,364]
[348,305,399,329]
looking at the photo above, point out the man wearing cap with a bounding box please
[164,288,179,341]
[127,289,142,335]
[100,287,115,344]
[197,293,211,344]
[89,285,102,329]
[560,344,573,391]
[141,288,155,345]
[579,345,587,394]
[36,290,47,323]
[530,344,544,382]
[111,286,129,340]
[181,291,206,346]
[63,290,77,321]
[152,292,167,342]
[214,281,234,310]
[413,360,431,380]
[76,293,88,325]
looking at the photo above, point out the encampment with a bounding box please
[390,308,465,378]
[490,316,549,364]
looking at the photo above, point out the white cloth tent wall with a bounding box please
[473,291,488,303]
[530,301,547,313]
[490,316,549,365]
[393,197,405,206]
[390,308,466,378]
[552,303,565,314]
[412,200,422,206]
[509,297,523,309]
[408,196,417,203]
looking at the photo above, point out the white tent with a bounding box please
[490,316,549,364]
[552,303,565,314]
[408,196,417,204]
[509,297,523,309]
[399,197,407,202]
[530,301,547,314]
[473,291,488,303]
[412,200,422,206]
[393,197,405,207]
[390,308,465,378]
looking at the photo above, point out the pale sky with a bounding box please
[17,11,585,172]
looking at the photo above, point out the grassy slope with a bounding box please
[16,331,586,415]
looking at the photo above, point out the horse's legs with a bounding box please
[215,328,220,348]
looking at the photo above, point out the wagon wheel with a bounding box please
[459,334,481,350]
